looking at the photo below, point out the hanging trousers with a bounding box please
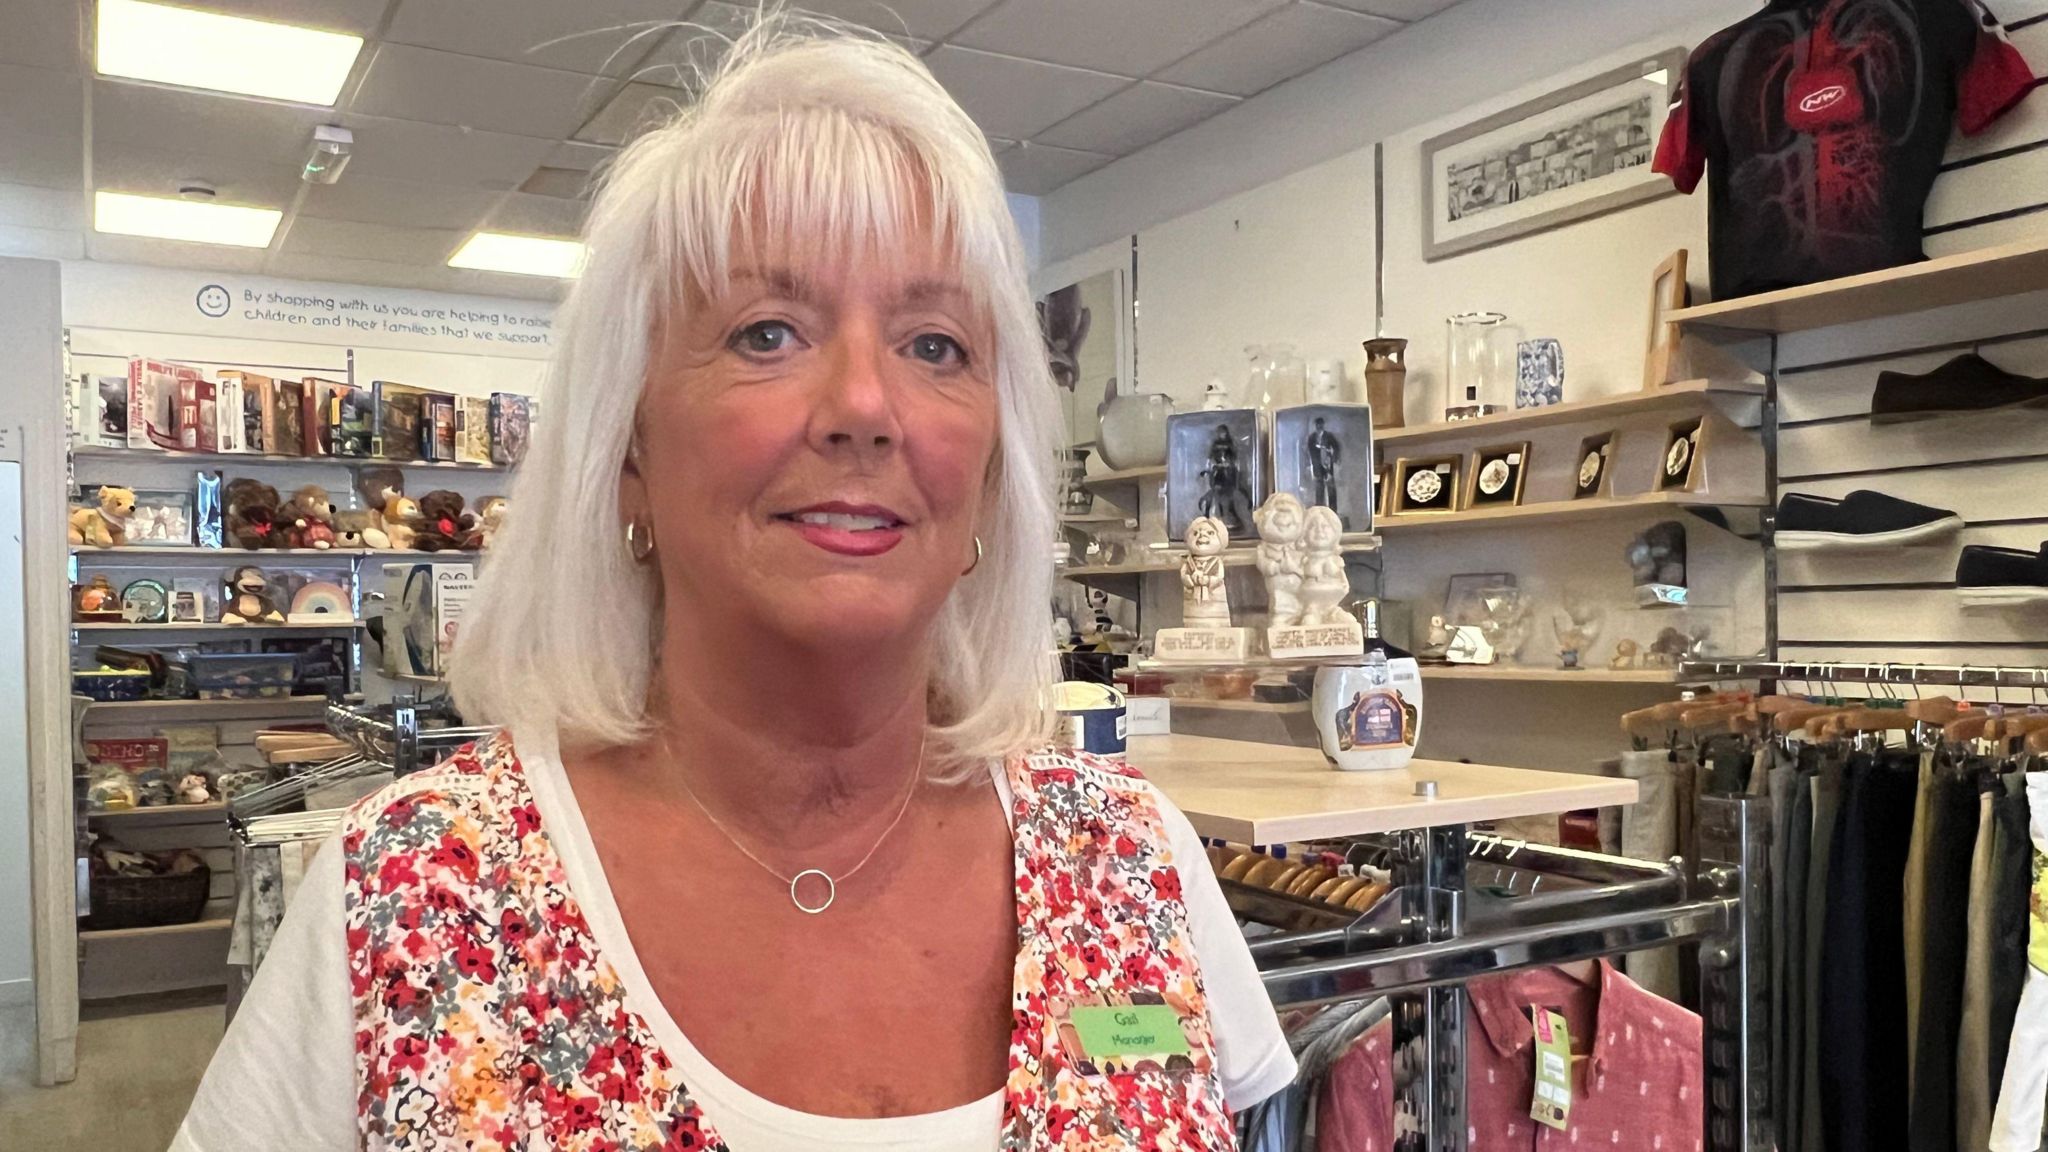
[1989,773,2048,1152]
[1802,754,1844,1152]
[1908,768,1981,1152]
[1618,748,1682,1001]
[1818,752,1919,1152]
[1991,772,2033,1092]
[1772,754,1813,1152]
[1960,782,2001,1152]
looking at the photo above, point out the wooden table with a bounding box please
[1125,734,1638,844]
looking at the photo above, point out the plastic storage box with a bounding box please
[185,652,300,699]
[73,669,151,701]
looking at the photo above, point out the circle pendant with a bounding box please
[789,869,836,914]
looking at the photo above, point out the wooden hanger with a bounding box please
[1680,700,1757,736]
[1771,703,1837,736]
[1904,696,1969,725]
[2027,727,2048,755]
[1945,713,1994,744]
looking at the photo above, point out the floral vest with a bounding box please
[341,734,1238,1151]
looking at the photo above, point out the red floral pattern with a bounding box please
[343,736,1237,1150]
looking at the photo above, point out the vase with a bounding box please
[1243,343,1307,417]
[1444,312,1513,421]
[1096,392,1174,470]
[1362,337,1408,429]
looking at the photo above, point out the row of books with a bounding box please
[77,359,532,466]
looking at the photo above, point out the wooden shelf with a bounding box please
[80,697,330,719]
[72,445,512,472]
[1127,734,1638,843]
[1376,378,1762,446]
[72,545,466,559]
[72,619,363,632]
[1166,697,1310,712]
[87,803,227,824]
[1078,465,1167,512]
[78,916,233,943]
[1668,235,2048,334]
[1419,665,1680,684]
[1377,491,1763,535]
[1060,512,1130,525]
[1062,538,1381,594]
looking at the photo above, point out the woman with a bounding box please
[175,20,1292,1152]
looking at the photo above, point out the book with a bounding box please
[455,395,492,465]
[215,375,244,453]
[177,377,204,450]
[191,379,218,452]
[264,378,306,457]
[300,376,333,456]
[76,374,129,448]
[329,382,373,457]
[219,371,273,454]
[371,380,428,460]
[127,358,193,451]
[489,393,530,465]
[426,394,457,462]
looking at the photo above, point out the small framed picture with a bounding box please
[1659,417,1704,491]
[1467,442,1531,508]
[1375,465,1393,519]
[1573,433,1616,500]
[1644,249,1689,389]
[1392,455,1461,515]
[126,487,196,546]
[170,576,212,623]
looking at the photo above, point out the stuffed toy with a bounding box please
[68,485,136,547]
[285,485,337,550]
[414,490,474,552]
[472,496,507,551]
[382,495,423,551]
[221,565,285,624]
[356,465,405,514]
[331,508,389,550]
[224,479,284,550]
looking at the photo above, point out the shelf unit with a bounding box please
[1063,538,1383,595]
[85,802,228,825]
[1374,378,1763,446]
[1418,665,1682,684]
[1668,235,2048,333]
[1377,490,1765,535]
[71,620,363,633]
[78,696,330,719]
[1077,464,1166,513]
[70,444,513,473]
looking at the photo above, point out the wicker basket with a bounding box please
[83,864,210,931]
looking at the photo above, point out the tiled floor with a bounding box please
[0,991,223,1152]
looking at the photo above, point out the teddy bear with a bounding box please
[224,479,285,550]
[68,485,136,547]
[413,490,475,552]
[472,496,507,551]
[381,494,423,551]
[331,508,390,550]
[285,484,337,550]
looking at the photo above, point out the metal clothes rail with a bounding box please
[1679,658,2048,690]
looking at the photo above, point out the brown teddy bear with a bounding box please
[381,494,423,551]
[285,485,337,550]
[472,496,507,551]
[413,490,474,552]
[68,485,136,547]
[223,479,284,550]
[331,508,389,550]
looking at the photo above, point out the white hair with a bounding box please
[452,13,1060,765]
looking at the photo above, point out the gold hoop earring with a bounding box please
[626,518,655,562]
[962,534,983,575]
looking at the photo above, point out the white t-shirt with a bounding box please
[173,738,1295,1152]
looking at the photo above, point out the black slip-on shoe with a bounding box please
[1871,353,2048,425]
[1956,543,2048,607]
[1775,490,1964,550]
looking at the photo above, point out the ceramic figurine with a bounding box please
[1305,417,1343,512]
[1297,506,1353,626]
[1252,493,1306,626]
[176,774,212,805]
[1179,516,1232,627]
[1198,424,1254,534]
[1419,614,1453,662]
[1200,377,1232,412]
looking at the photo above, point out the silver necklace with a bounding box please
[662,732,925,915]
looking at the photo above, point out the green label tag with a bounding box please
[2031,848,2048,977]
[1068,1005,1192,1060]
[1530,1009,1573,1131]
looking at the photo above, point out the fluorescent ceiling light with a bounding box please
[97,0,363,106]
[95,191,282,248]
[449,233,587,278]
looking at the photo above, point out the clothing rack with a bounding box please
[1679,658,2048,691]
[324,696,492,778]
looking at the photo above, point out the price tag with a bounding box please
[1530,1008,1573,1131]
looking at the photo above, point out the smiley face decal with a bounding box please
[195,284,231,318]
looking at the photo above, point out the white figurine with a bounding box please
[1252,492,1306,627]
[1180,516,1233,627]
[1297,505,1351,626]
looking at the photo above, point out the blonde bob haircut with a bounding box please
[452,14,1060,764]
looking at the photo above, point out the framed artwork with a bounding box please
[1659,418,1705,492]
[1644,249,1690,388]
[1272,403,1375,534]
[1421,49,1685,261]
[1467,442,1531,508]
[1038,264,1135,452]
[1165,409,1263,541]
[1375,465,1393,519]
[1574,432,1616,500]
[126,487,195,546]
[1392,455,1461,515]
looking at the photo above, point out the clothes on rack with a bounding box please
[1961,780,2002,1152]
[1908,764,1982,1152]
[1989,772,2048,1152]
[1238,997,1395,1152]
[1801,752,1844,1152]
[1462,960,1703,1152]
[1769,746,1815,1152]
[1615,749,1682,1001]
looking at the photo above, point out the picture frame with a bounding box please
[1392,455,1462,515]
[1643,249,1690,388]
[1038,263,1136,451]
[1467,442,1532,508]
[1271,403,1375,535]
[1659,417,1705,492]
[125,486,195,546]
[1573,432,1616,500]
[1421,49,1685,262]
[1375,465,1393,519]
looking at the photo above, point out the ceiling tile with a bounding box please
[1035,81,1236,155]
[953,0,1283,78]
[794,0,1002,39]
[0,181,83,231]
[267,250,472,293]
[628,1,754,89]
[574,81,686,146]
[547,141,616,171]
[93,79,326,166]
[300,174,502,231]
[87,231,269,273]
[91,141,303,208]
[0,0,80,71]
[519,166,596,198]
[0,221,86,261]
[996,142,1111,195]
[485,191,587,236]
[187,0,392,37]
[351,43,609,139]
[336,113,558,190]
[922,47,1126,141]
[1314,0,1458,20]
[1157,2,1398,96]
[0,122,82,190]
[280,216,467,266]
[383,0,700,77]
[0,67,83,189]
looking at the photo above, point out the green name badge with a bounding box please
[1068,1005,1193,1060]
